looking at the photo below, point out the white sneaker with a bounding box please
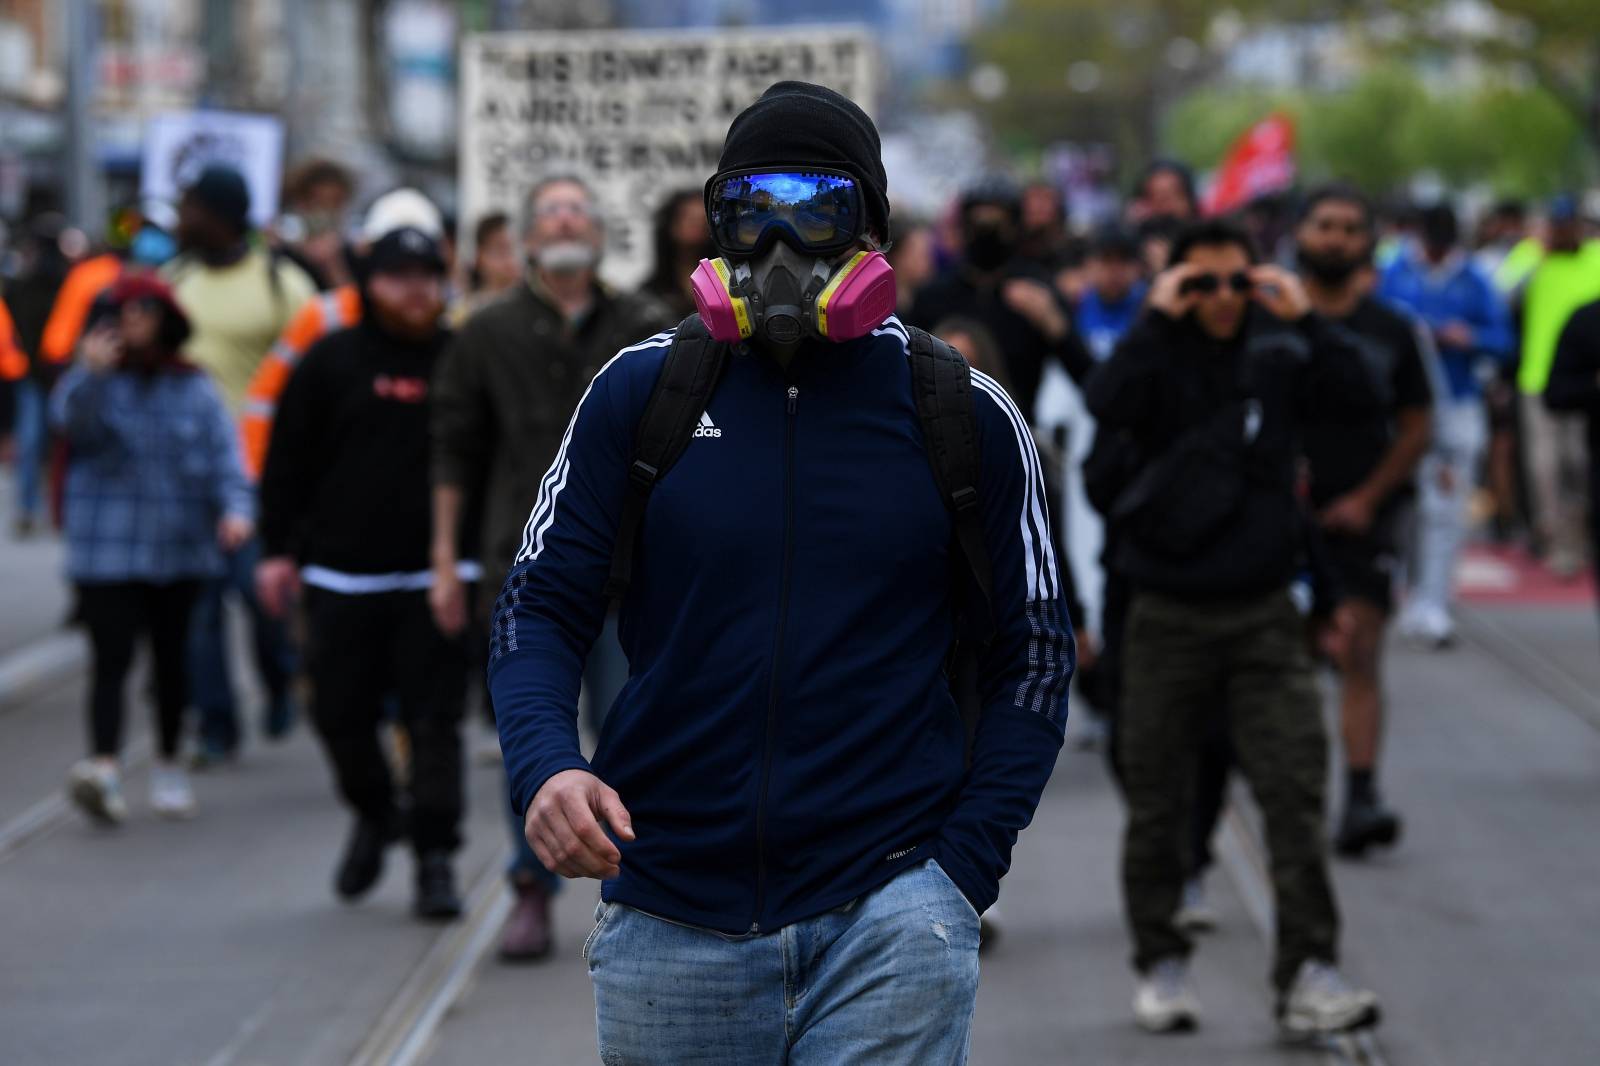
[1278,960,1380,1038]
[67,760,127,825]
[1134,957,1201,1033]
[1417,606,1456,649]
[1399,604,1455,649]
[1174,877,1218,934]
[149,763,197,819]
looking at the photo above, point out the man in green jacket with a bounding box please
[428,175,672,961]
[1518,196,1600,578]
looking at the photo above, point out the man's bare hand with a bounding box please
[429,567,467,637]
[1436,320,1475,350]
[1146,263,1202,319]
[255,555,301,619]
[1249,264,1312,320]
[217,513,255,553]
[524,769,636,880]
[82,325,122,374]
[1001,278,1069,342]
[1319,490,1376,536]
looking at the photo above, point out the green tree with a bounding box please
[957,0,1311,169]
[1384,0,1600,160]
[1161,64,1584,199]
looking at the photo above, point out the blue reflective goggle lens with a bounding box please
[707,170,864,255]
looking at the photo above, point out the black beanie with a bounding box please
[184,164,251,234]
[715,81,891,244]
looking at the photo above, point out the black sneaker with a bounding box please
[1335,797,1402,857]
[335,816,392,900]
[414,852,463,921]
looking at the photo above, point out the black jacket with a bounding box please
[1545,301,1600,529]
[1544,300,1600,434]
[1085,307,1380,600]
[431,278,673,582]
[907,260,1094,417]
[260,318,449,574]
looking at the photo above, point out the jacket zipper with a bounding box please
[752,383,799,934]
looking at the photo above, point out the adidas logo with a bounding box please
[693,411,722,439]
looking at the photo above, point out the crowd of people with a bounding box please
[2,77,1599,1057]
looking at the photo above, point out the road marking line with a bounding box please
[348,846,512,1066]
[0,738,151,862]
[198,990,279,1066]
[1218,792,1392,1066]
[0,632,83,711]
[1459,610,1600,733]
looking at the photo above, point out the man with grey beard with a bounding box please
[429,176,672,960]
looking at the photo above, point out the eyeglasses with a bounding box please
[705,168,866,256]
[533,201,594,220]
[1181,271,1253,296]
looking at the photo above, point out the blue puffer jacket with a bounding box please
[488,315,1072,934]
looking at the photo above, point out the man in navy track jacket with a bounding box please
[489,82,1071,1065]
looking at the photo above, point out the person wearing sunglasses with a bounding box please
[1086,218,1383,1038]
[489,82,1071,1064]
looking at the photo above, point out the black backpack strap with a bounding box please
[905,326,995,643]
[605,314,729,600]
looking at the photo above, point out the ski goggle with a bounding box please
[706,168,866,257]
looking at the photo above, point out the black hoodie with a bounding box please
[260,314,448,575]
[1085,306,1380,600]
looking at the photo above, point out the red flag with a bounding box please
[1204,113,1296,217]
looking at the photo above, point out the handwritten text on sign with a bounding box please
[460,28,876,289]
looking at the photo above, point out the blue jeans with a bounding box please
[584,859,981,1065]
[11,379,45,521]
[188,535,295,751]
[506,610,626,892]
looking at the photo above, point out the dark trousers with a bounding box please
[1188,709,1234,877]
[189,535,295,752]
[1119,587,1339,991]
[305,587,467,854]
[77,580,200,759]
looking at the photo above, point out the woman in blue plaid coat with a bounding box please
[51,274,254,825]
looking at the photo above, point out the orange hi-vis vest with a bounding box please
[240,284,362,478]
[0,298,26,381]
[40,253,124,365]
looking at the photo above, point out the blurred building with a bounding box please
[0,0,997,230]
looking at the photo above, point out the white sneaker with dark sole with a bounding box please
[1135,957,1201,1033]
[67,760,127,825]
[150,763,197,819]
[1174,877,1218,934]
[1278,960,1380,1038]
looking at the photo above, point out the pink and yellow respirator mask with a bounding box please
[691,168,896,346]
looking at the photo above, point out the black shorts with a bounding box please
[1325,532,1400,614]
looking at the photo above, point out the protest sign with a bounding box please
[141,111,285,225]
[460,26,876,288]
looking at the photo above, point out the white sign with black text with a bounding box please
[459,26,877,290]
[140,111,285,227]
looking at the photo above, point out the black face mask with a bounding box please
[1296,246,1364,286]
[964,225,1015,272]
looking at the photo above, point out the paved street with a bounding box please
[3,494,1599,1064]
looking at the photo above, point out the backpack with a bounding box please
[605,314,996,755]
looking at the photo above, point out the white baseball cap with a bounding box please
[360,188,444,242]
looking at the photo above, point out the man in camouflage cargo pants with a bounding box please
[1084,220,1381,1037]
[1119,591,1339,1009]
